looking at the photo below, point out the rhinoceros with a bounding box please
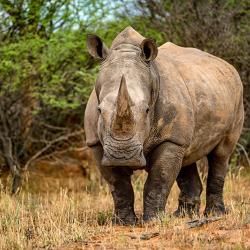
[84,27,244,225]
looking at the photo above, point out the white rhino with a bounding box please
[84,27,244,224]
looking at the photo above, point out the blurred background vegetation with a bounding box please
[0,0,249,191]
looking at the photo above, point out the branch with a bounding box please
[39,122,70,131]
[23,129,84,170]
[33,146,88,163]
[0,99,21,194]
[0,99,17,172]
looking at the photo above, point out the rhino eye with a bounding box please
[146,107,150,113]
[97,107,101,113]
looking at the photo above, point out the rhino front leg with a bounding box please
[143,142,185,221]
[108,168,137,225]
[91,145,137,225]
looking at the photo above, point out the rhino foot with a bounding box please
[204,194,228,216]
[112,214,138,226]
[173,201,200,218]
[204,204,228,217]
[142,214,156,223]
[142,211,166,223]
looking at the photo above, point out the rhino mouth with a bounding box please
[101,139,146,167]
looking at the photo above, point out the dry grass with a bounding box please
[0,167,250,250]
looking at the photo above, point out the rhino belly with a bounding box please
[182,112,232,166]
[182,135,222,166]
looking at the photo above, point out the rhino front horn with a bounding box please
[116,75,132,117]
[111,75,135,137]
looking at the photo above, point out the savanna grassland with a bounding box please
[0,162,249,250]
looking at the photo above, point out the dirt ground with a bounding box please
[0,162,249,250]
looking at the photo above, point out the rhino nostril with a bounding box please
[97,106,101,113]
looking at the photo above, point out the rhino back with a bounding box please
[147,42,244,163]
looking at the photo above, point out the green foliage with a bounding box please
[0,31,96,110]
[38,30,97,109]
[0,0,167,115]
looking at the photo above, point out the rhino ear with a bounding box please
[140,38,158,62]
[86,34,109,60]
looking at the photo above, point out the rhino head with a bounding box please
[86,27,159,168]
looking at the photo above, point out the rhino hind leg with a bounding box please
[205,130,241,216]
[174,163,203,218]
[205,153,228,216]
[91,145,137,225]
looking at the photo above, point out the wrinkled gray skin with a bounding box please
[84,27,244,225]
